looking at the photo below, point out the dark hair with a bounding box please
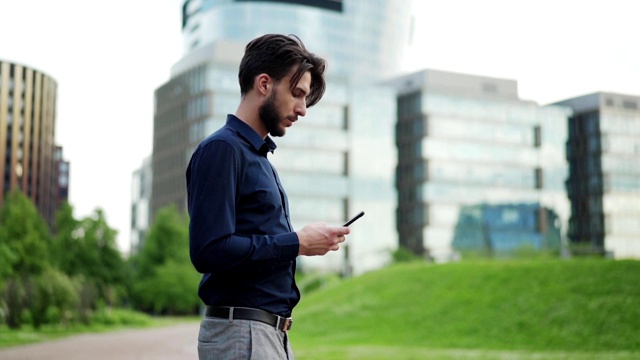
[239,34,327,107]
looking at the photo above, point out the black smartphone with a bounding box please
[343,211,365,227]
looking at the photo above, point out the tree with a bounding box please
[0,237,15,279]
[131,204,199,314]
[135,204,190,278]
[0,190,51,328]
[23,270,78,329]
[51,202,81,275]
[133,260,200,315]
[0,190,50,275]
[75,209,127,305]
[51,205,127,308]
[1,195,128,328]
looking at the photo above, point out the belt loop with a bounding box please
[276,316,282,330]
[228,307,234,323]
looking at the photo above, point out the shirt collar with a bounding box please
[226,114,277,155]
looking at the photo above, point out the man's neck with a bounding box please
[236,99,267,139]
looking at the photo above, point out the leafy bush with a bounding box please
[3,277,25,329]
[129,205,199,315]
[391,246,423,263]
[2,270,79,329]
[132,261,200,315]
[90,307,152,327]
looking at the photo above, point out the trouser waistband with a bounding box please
[204,306,293,331]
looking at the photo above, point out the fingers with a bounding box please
[297,223,352,256]
[338,226,351,236]
[330,234,346,252]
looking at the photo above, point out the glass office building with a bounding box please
[130,156,152,255]
[148,0,412,274]
[389,69,572,261]
[180,0,411,83]
[554,92,640,258]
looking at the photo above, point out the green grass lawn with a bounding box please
[292,258,640,359]
[293,345,640,360]
[2,258,639,360]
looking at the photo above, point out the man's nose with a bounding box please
[295,100,307,117]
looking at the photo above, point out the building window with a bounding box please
[533,125,541,147]
[600,134,609,153]
[603,173,611,193]
[414,160,428,181]
[622,100,638,110]
[343,105,349,130]
[591,215,602,234]
[398,91,422,118]
[342,197,350,224]
[534,168,543,189]
[343,151,349,176]
[422,203,430,225]
[235,0,343,12]
[536,207,548,233]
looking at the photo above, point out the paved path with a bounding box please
[0,322,200,360]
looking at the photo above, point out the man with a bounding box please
[186,34,350,359]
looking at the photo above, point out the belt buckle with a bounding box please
[281,317,292,331]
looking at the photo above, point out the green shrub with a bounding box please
[3,277,26,329]
[91,307,152,327]
[391,246,422,263]
[131,261,200,315]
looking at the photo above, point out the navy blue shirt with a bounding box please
[186,115,300,317]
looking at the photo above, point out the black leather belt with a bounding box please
[205,306,293,331]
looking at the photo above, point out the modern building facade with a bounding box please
[54,145,70,216]
[180,0,411,84]
[389,69,572,261]
[147,0,412,274]
[554,92,640,258]
[0,60,67,228]
[130,156,152,255]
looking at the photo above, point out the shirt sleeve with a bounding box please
[187,139,299,275]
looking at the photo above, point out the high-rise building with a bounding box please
[54,145,70,215]
[130,156,152,255]
[0,60,67,227]
[148,0,412,274]
[554,92,640,258]
[180,0,411,83]
[389,69,572,261]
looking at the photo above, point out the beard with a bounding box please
[259,92,286,137]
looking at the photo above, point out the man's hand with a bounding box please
[297,223,351,256]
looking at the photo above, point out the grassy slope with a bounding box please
[292,259,640,354]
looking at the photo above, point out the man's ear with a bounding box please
[255,74,271,96]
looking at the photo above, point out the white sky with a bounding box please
[1,0,638,253]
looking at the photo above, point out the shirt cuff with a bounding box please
[279,231,300,262]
